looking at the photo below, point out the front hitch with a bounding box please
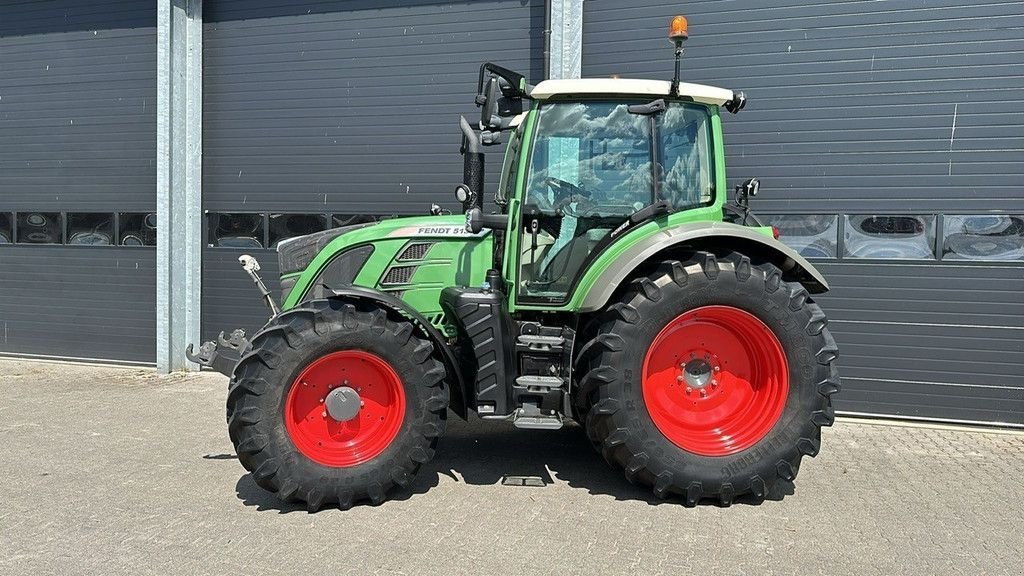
[186,254,277,376]
[185,329,251,376]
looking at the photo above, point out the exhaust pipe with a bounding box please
[459,116,485,213]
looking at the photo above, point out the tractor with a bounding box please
[188,16,840,510]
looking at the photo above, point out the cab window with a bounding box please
[517,100,714,302]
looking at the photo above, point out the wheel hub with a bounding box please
[324,386,361,422]
[680,357,713,389]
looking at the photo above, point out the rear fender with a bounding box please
[578,221,829,312]
[325,285,469,419]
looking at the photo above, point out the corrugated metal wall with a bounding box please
[583,0,1024,424]
[200,0,545,340]
[0,1,156,363]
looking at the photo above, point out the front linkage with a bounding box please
[185,255,272,376]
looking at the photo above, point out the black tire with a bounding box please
[226,298,448,511]
[576,251,840,505]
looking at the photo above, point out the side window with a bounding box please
[659,105,713,210]
[497,125,523,207]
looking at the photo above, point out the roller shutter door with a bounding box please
[201,0,545,340]
[583,0,1024,425]
[0,1,157,363]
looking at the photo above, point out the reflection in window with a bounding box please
[16,212,62,244]
[844,215,936,259]
[208,213,264,249]
[0,213,11,244]
[943,215,1024,261]
[332,214,381,228]
[118,213,157,246]
[763,215,838,258]
[67,213,114,245]
[269,213,327,249]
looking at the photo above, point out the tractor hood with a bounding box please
[277,214,493,310]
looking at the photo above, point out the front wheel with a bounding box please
[226,299,449,511]
[576,251,840,505]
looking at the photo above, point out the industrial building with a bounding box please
[1,0,1021,426]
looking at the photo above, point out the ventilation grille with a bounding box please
[381,265,417,286]
[398,242,435,261]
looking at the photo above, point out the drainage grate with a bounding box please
[398,242,434,261]
[381,265,417,286]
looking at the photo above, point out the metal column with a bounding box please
[547,0,583,79]
[156,0,202,372]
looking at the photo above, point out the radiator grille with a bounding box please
[398,242,434,261]
[381,265,417,286]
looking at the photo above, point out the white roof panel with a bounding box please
[529,78,734,106]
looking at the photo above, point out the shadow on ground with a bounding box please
[230,414,793,512]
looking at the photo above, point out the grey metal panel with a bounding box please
[0,2,157,363]
[0,247,157,363]
[201,249,279,342]
[202,0,546,213]
[0,1,157,212]
[809,262,1022,424]
[582,0,1024,213]
[583,1,1024,424]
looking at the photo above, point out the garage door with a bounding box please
[201,0,545,340]
[582,0,1024,425]
[0,1,157,363]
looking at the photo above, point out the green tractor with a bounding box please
[189,17,839,510]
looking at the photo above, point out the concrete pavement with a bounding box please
[1,359,1021,575]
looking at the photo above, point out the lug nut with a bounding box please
[699,389,708,398]
[685,387,693,395]
[711,380,719,388]
[321,411,327,418]
[714,366,721,372]
[343,379,349,385]
[677,375,685,383]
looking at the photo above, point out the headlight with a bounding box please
[277,223,373,276]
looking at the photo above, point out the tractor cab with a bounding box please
[463,66,749,308]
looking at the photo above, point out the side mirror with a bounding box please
[479,76,499,130]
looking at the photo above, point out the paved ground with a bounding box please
[1,359,1022,576]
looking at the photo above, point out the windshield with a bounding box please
[517,100,714,302]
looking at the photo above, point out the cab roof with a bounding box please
[529,78,735,107]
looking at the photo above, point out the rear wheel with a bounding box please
[576,251,839,505]
[227,299,448,511]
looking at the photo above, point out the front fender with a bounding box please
[577,221,829,313]
[325,285,469,419]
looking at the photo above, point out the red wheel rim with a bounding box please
[641,305,789,457]
[284,350,405,467]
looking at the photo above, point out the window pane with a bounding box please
[943,215,1024,261]
[119,213,157,246]
[208,213,264,248]
[764,215,838,258]
[528,102,652,215]
[332,214,381,228]
[659,104,714,210]
[269,213,327,249]
[68,213,114,246]
[16,212,62,244]
[844,215,936,259]
[0,213,11,244]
